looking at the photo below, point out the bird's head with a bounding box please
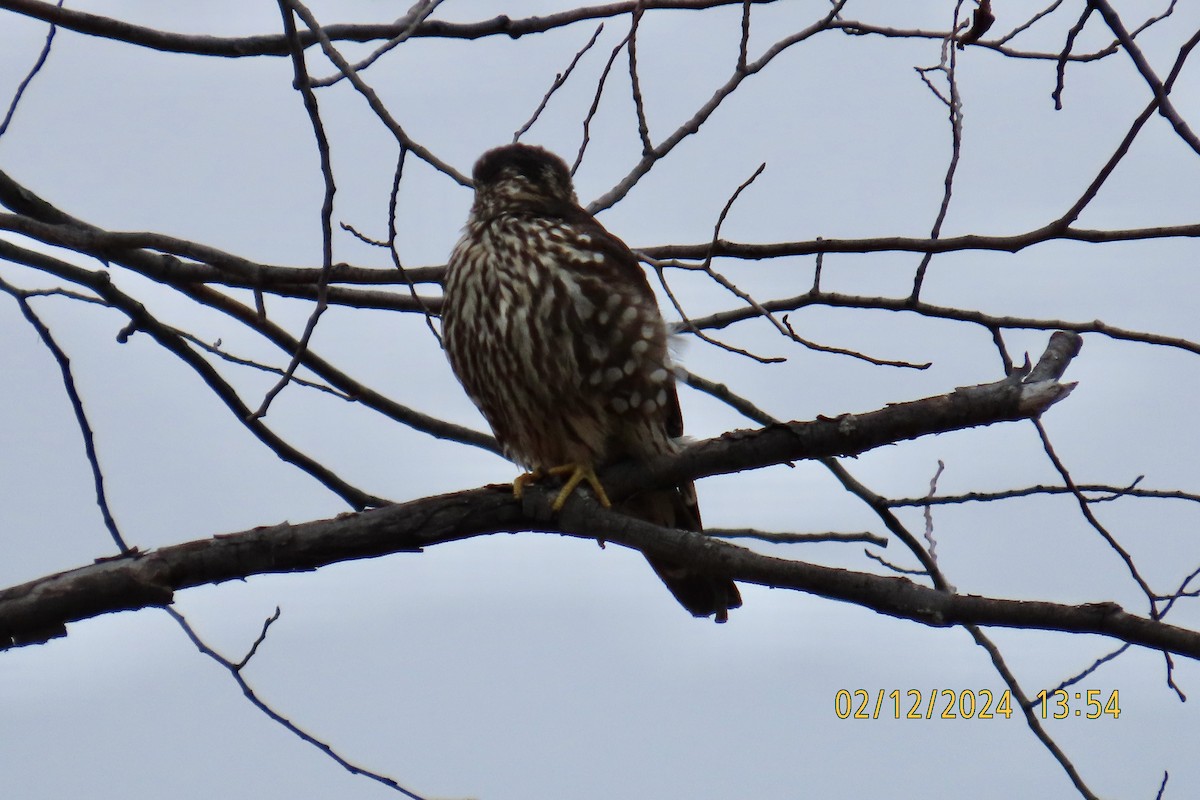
[470,143,577,218]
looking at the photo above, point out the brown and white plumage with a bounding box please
[441,143,741,622]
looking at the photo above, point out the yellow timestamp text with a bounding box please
[834,689,1014,720]
[1036,689,1121,719]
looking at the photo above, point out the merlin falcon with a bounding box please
[441,143,741,622]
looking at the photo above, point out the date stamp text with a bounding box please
[833,689,1121,720]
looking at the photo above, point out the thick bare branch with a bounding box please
[1,335,1081,648]
[0,0,778,57]
[7,478,1195,660]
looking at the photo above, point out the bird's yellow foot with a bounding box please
[546,463,612,511]
[512,470,545,500]
[512,464,612,510]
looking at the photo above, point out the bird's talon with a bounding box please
[547,463,612,511]
[512,470,544,500]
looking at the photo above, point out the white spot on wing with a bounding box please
[561,275,595,320]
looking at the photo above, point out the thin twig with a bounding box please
[779,314,931,369]
[167,607,431,799]
[1054,20,1200,226]
[650,260,785,364]
[677,290,1200,359]
[385,147,443,345]
[708,528,888,547]
[1164,651,1186,701]
[990,326,1014,374]
[910,3,965,300]
[254,0,338,421]
[888,481,1200,507]
[1089,0,1200,154]
[863,549,929,576]
[573,24,634,174]
[587,1,849,212]
[233,606,282,670]
[175,330,353,400]
[1158,562,1200,615]
[995,0,1065,46]
[810,248,824,292]
[0,276,130,553]
[283,0,469,185]
[969,627,1102,800]
[626,1,653,154]
[1026,643,1131,709]
[922,460,945,566]
[0,239,389,509]
[672,163,924,370]
[678,368,777,423]
[513,23,605,142]
[1033,419,1156,611]
[310,0,446,88]
[0,0,62,138]
[737,0,752,71]
[1052,4,1094,109]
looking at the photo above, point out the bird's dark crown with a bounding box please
[471,143,576,211]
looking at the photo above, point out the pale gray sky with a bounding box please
[2,2,1199,798]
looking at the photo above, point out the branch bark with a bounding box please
[0,0,777,57]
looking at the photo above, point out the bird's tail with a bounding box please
[619,483,742,623]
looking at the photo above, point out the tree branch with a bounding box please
[0,0,776,57]
[1,333,1081,648]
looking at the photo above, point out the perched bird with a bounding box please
[441,143,741,622]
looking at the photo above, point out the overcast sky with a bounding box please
[2,2,1199,798]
